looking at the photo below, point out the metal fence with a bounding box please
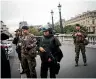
[55,34,96,45]
[35,34,96,45]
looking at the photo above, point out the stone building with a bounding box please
[65,10,96,34]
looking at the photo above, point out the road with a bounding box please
[9,44,20,78]
[9,43,96,78]
[57,44,96,78]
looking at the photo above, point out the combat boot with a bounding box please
[75,61,78,67]
[84,63,87,66]
[20,70,25,74]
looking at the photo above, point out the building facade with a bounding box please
[65,10,96,34]
[0,21,11,37]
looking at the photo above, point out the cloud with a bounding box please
[1,0,20,21]
[1,0,96,33]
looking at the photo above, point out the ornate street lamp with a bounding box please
[51,10,54,30]
[58,3,63,33]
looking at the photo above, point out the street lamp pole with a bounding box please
[51,10,54,30]
[58,3,63,33]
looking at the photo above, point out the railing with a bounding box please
[55,34,96,45]
[87,34,96,45]
[35,34,96,45]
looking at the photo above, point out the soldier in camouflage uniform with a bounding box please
[72,24,87,67]
[13,29,22,61]
[13,29,25,73]
[21,26,37,78]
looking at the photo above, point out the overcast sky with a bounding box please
[1,0,96,33]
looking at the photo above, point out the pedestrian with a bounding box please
[72,24,88,67]
[21,26,37,78]
[39,27,63,78]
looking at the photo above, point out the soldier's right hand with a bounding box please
[39,47,45,52]
[77,32,82,35]
[75,33,78,36]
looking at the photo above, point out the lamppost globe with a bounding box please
[51,10,54,16]
[58,3,61,12]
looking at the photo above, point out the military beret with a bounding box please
[22,26,29,30]
[75,24,80,27]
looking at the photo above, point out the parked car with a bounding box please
[1,40,13,55]
[7,37,13,41]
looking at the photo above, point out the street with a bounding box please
[1,0,96,78]
[9,43,96,78]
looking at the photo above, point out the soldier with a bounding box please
[72,24,87,67]
[13,29,25,74]
[21,26,37,78]
[13,29,22,61]
[39,27,63,78]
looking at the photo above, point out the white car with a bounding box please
[7,37,13,41]
[6,43,13,54]
[1,40,13,55]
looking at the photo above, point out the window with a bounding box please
[89,27,91,32]
[92,19,95,24]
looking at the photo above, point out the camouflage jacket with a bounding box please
[72,29,87,44]
[21,33,37,58]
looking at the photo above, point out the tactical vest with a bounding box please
[41,36,55,50]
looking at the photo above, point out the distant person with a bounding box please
[72,24,88,67]
[39,27,63,78]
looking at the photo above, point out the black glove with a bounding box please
[26,45,31,51]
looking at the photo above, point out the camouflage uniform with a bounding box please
[16,36,22,61]
[73,29,87,64]
[21,33,37,78]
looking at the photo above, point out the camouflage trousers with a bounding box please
[21,53,37,78]
[75,43,87,63]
